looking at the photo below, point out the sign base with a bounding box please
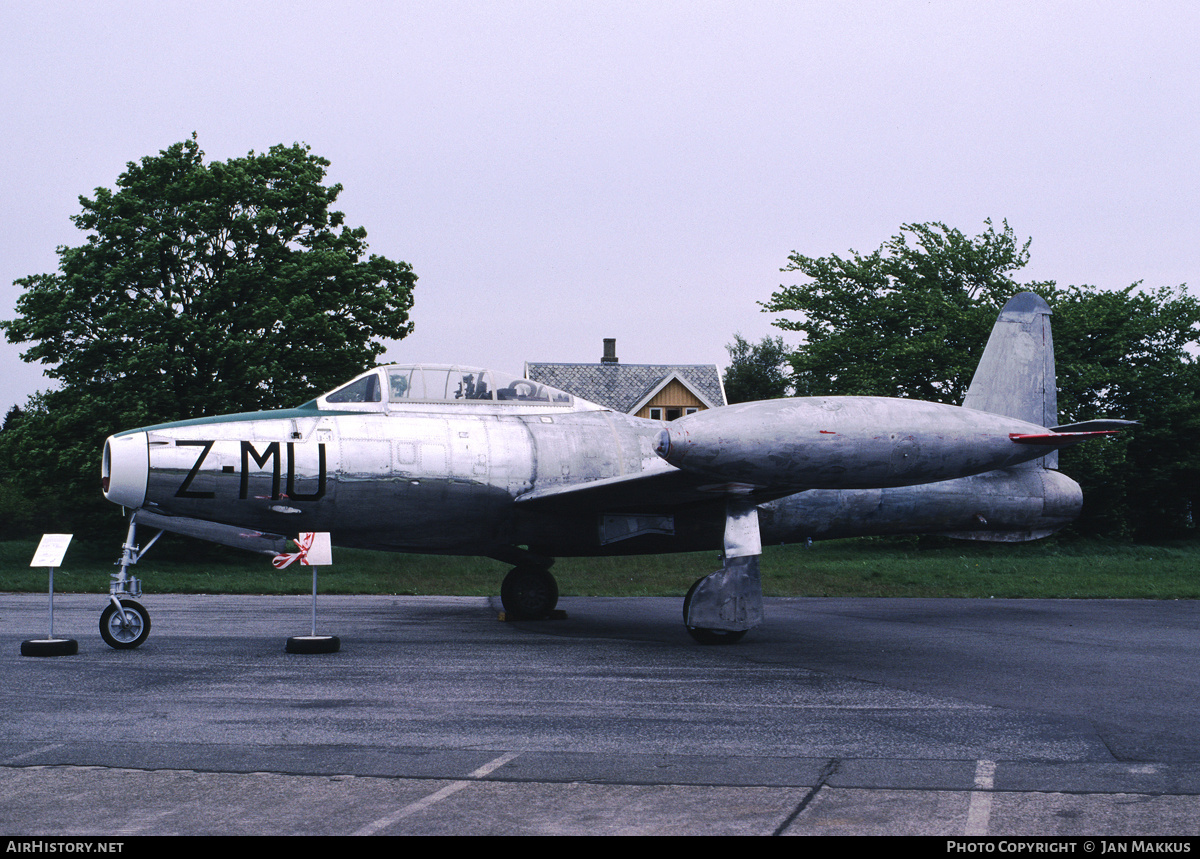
[285,635,340,654]
[21,638,78,657]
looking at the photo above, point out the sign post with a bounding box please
[21,534,77,657]
[273,532,339,654]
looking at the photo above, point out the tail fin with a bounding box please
[963,292,1058,467]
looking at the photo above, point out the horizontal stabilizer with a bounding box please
[1049,419,1140,433]
[1009,431,1120,447]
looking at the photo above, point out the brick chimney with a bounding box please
[602,338,618,364]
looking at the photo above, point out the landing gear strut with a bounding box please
[681,500,763,645]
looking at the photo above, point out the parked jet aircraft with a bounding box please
[99,292,1129,648]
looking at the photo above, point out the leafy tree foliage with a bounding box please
[1,137,417,537]
[723,333,793,403]
[2,405,21,432]
[5,136,415,417]
[764,220,1031,401]
[1049,285,1200,538]
[763,221,1200,540]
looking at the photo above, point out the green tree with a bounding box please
[1049,285,1200,539]
[1,136,417,536]
[723,333,793,403]
[764,220,1032,401]
[0,405,36,538]
[2,405,22,432]
[763,221,1200,540]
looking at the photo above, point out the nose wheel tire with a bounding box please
[100,599,151,650]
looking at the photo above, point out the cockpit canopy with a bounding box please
[314,364,600,412]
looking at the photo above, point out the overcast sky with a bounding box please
[2,1,1197,414]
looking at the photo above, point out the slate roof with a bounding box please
[524,362,727,413]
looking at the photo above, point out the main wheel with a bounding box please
[500,566,559,620]
[99,599,151,650]
[682,578,747,645]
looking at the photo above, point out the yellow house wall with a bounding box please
[634,379,706,418]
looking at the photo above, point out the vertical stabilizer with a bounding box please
[963,292,1058,467]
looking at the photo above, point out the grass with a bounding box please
[2,535,1199,599]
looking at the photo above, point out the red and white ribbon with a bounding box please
[272,532,315,569]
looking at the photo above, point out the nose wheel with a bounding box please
[100,599,151,650]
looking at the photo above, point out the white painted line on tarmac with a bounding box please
[353,751,522,836]
[964,759,996,836]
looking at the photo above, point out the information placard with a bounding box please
[30,534,72,568]
[302,532,333,566]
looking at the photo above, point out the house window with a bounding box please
[651,407,693,421]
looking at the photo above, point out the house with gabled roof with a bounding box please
[525,339,726,420]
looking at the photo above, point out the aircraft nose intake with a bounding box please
[102,432,149,509]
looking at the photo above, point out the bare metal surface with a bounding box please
[685,500,765,631]
[93,293,1123,646]
[101,295,1092,572]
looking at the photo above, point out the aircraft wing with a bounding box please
[512,462,775,514]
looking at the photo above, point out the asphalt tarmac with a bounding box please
[1,592,1198,836]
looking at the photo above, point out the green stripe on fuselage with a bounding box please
[113,403,368,436]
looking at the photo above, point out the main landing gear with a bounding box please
[680,500,764,645]
[495,500,765,645]
[682,577,748,645]
[491,545,560,621]
[500,565,559,620]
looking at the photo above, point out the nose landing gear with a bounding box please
[101,515,163,650]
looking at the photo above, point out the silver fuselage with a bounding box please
[103,390,1082,559]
